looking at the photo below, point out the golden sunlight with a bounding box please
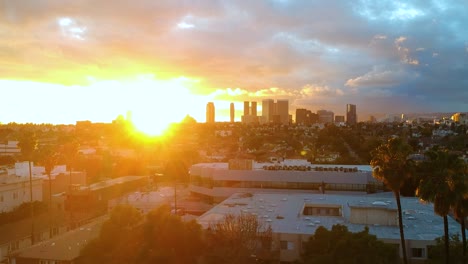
[123,75,201,136]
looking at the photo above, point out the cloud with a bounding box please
[0,0,467,123]
[394,36,419,65]
[345,66,409,88]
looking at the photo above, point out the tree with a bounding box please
[60,138,79,185]
[18,131,38,244]
[60,138,79,227]
[302,225,398,264]
[79,204,143,264]
[37,145,58,238]
[206,213,274,264]
[427,234,465,264]
[79,205,204,264]
[370,137,413,264]
[417,149,466,264]
[453,197,468,263]
[137,205,204,264]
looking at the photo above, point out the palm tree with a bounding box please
[39,145,58,238]
[370,137,413,264]
[61,139,79,229]
[61,140,79,185]
[417,149,466,264]
[18,131,38,244]
[454,196,468,263]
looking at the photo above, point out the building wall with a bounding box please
[0,141,21,156]
[0,176,42,213]
[42,171,87,202]
[276,100,289,125]
[206,102,215,123]
[346,104,357,125]
[349,207,397,226]
[261,99,274,124]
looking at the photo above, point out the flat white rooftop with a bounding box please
[197,192,460,242]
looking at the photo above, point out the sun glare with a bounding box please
[123,75,199,136]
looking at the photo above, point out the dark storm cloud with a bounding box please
[0,0,467,117]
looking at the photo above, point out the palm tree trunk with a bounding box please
[444,215,450,264]
[49,172,53,238]
[28,161,35,245]
[395,191,408,264]
[461,216,466,264]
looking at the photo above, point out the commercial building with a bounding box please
[451,112,467,125]
[0,141,20,156]
[261,99,289,125]
[230,102,235,123]
[0,162,43,213]
[242,101,258,124]
[346,104,357,125]
[8,217,106,264]
[206,102,215,123]
[295,109,318,125]
[197,192,460,263]
[189,160,383,203]
[317,110,334,124]
[335,115,345,123]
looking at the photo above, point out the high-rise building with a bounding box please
[230,103,235,123]
[243,101,250,117]
[346,104,357,125]
[296,109,310,125]
[242,101,258,124]
[276,100,289,125]
[335,115,345,123]
[262,99,275,123]
[206,102,215,123]
[251,102,257,117]
[317,110,334,124]
[261,99,289,125]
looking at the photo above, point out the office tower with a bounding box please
[276,99,289,125]
[296,109,310,125]
[230,103,235,123]
[243,101,250,117]
[261,99,289,124]
[346,104,357,125]
[401,114,407,122]
[206,102,215,123]
[317,110,334,123]
[262,99,275,123]
[251,102,257,117]
[242,101,258,124]
[335,115,345,123]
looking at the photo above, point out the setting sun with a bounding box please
[123,75,202,136]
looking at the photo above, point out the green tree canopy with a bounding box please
[302,224,398,264]
[79,205,204,264]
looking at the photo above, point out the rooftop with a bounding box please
[197,192,460,242]
[10,217,106,261]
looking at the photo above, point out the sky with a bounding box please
[1,0,467,127]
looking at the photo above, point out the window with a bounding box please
[280,240,294,250]
[303,205,341,216]
[8,241,19,252]
[411,248,425,258]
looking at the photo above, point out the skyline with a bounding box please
[1,1,467,128]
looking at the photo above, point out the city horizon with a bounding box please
[1,1,467,131]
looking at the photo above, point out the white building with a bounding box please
[198,192,460,263]
[0,141,21,156]
[189,160,383,203]
[0,171,42,213]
